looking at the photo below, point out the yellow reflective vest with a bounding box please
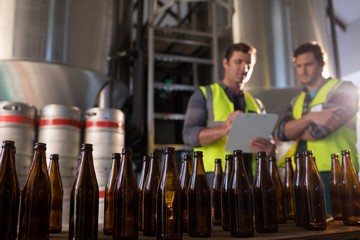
[279,79,358,171]
[195,83,262,172]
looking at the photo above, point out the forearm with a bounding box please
[198,124,229,146]
[283,114,312,140]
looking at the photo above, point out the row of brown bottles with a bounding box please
[0,141,92,239]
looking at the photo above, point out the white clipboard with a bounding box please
[225,113,278,153]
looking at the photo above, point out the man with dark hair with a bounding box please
[182,42,275,182]
[276,41,359,214]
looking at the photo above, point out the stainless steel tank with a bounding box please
[231,0,335,90]
[0,0,132,111]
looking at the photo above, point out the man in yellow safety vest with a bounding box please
[182,42,276,183]
[275,41,359,214]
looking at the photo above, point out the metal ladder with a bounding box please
[146,0,232,153]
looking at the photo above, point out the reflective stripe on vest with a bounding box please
[195,83,261,172]
[279,79,358,171]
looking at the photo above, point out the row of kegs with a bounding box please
[0,101,125,225]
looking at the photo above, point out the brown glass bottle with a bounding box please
[221,154,234,231]
[302,150,327,230]
[143,152,161,236]
[103,152,121,235]
[0,140,20,240]
[156,147,182,240]
[293,152,304,227]
[113,148,139,240]
[284,157,295,219]
[229,150,254,237]
[138,155,150,231]
[179,154,193,233]
[48,154,63,233]
[329,153,342,220]
[253,152,278,233]
[68,143,99,239]
[18,142,51,239]
[268,156,286,224]
[188,151,212,237]
[211,158,223,226]
[340,149,360,225]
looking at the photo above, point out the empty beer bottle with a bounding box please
[18,142,51,239]
[143,152,161,236]
[179,154,193,233]
[253,152,277,233]
[302,150,327,230]
[269,156,286,224]
[157,147,182,240]
[48,154,63,233]
[103,152,121,235]
[284,157,295,219]
[229,150,254,237]
[221,154,234,231]
[340,149,360,225]
[293,152,304,227]
[68,143,99,239]
[138,155,150,231]
[211,158,223,226]
[188,151,212,237]
[113,148,139,240]
[329,153,342,220]
[0,140,20,240]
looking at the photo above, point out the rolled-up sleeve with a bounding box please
[182,89,207,147]
[309,81,359,139]
[276,104,295,141]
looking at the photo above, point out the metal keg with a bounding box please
[37,104,81,225]
[84,107,125,223]
[38,104,81,176]
[0,101,37,187]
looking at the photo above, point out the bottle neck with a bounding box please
[194,156,206,175]
[163,152,177,174]
[341,154,354,172]
[0,145,16,174]
[214,163,222,174]
[33,149,48,172]
[149,157,160,175]
[256,157,269,175]
[224,160,233,174]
